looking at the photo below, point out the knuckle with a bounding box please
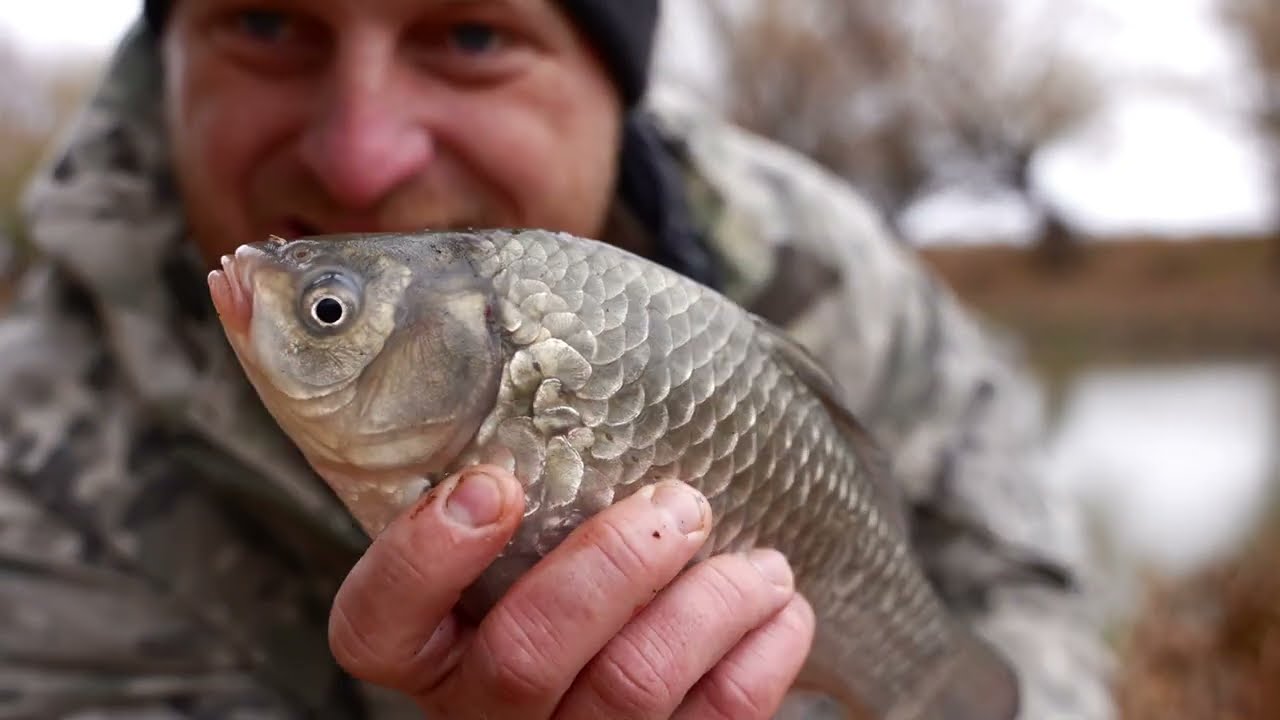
[324,540,434,677]
[379,519,442,587]
[327,602,392,683]
[700,666,775,720]
[477,601,567,703]
[783,595,817,638]
[768,595,818,656]
[587,632,682,714]
[584,510,664,584]
[694,556,760,615]
[685,596,815,720]
[488,655,561,705]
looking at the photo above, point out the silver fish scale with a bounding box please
[464,232,960,714]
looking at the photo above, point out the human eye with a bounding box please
[208,5,327,72]
[235,8,293,44]
[448,21,505,55]
[407,15,533,83]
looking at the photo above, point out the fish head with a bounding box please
[211,236,407,402]
[208,233,503,499]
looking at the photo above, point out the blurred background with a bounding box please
[2,0,1277,716]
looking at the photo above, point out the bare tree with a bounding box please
[705,0,1101,265]
[909,0,1100,268]
[1224,0,1280,273]
[705,0,929,217]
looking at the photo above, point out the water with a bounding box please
[1043,361,1278,615]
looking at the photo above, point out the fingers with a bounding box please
[555,548,799,720]
[674,594,817,720]
[332,473,814,720]
[328,466,525,693]
[433,480,712,718]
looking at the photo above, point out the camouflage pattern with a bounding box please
[0,21,1114,720]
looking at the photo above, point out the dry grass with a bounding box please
[919,237,1280,372]
[0,39,100,244]
[1113,513,1280,720]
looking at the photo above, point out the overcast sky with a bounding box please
[0,0,138,57]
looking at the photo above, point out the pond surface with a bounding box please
[1042,360,1278,614]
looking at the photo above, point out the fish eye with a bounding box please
[299,271,361,332]
[311,295,346,326]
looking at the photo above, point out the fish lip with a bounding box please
[210,244,271,336]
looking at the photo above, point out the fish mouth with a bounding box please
[208,244,269,338]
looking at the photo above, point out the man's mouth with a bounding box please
[278,215,405,238]
[280,216,320,239]
[275,212,474,239]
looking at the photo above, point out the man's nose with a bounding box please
[299,50,433,211]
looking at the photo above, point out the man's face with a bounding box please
[161,0,624,267]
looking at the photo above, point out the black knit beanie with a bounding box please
[142,0,659,106]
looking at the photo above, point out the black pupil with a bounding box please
[314,297,344,325]
[240,11,286,41]
[452,23,496,53]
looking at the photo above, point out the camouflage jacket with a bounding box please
[0,24,1114,720]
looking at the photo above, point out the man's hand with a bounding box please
[328,466,816,719]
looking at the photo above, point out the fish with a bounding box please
[208,228,1020,720]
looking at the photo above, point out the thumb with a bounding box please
[328,465,525,693]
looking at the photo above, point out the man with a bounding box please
[0,1,1114,718]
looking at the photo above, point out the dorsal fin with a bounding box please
[750,316,908,535]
